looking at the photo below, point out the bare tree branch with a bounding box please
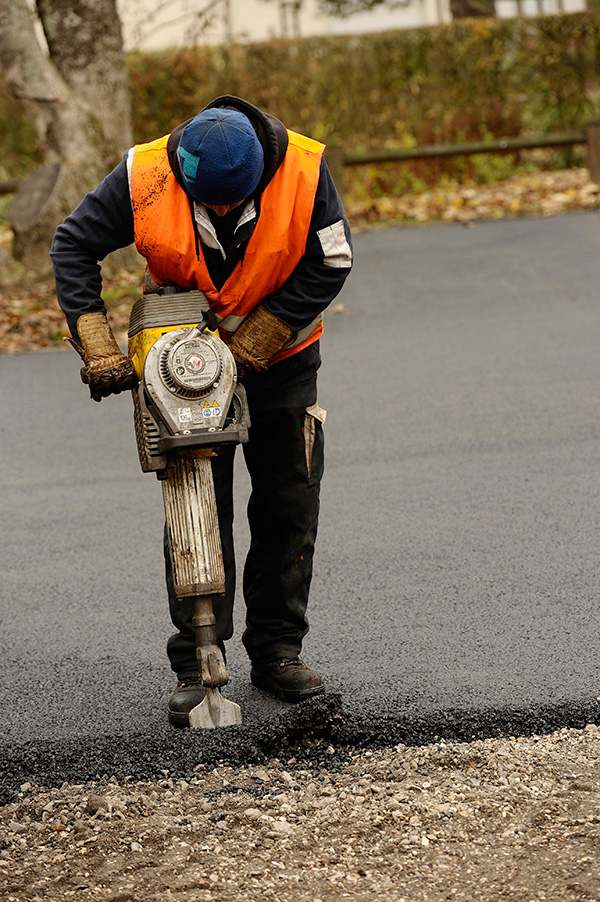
[132,0,224,47]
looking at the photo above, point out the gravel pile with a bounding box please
[2,724,600,901]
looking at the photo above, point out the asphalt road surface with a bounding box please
[2,211,599,797]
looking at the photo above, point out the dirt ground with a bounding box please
[2,725,600,901]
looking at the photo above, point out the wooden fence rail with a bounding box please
[0,180,19,196]
[325,122,600,200]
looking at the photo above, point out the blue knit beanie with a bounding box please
[176,109,264,205]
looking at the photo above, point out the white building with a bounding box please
[118,0,587,51]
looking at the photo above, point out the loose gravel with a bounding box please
[2,725,600,901]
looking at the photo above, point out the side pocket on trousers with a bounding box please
[304,403,326,481]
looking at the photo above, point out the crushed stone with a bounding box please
[2,725,599,900]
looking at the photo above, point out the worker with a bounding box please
[51,95,353,726]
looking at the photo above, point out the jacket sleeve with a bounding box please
[50,159,136,339]
[262,157,353,332]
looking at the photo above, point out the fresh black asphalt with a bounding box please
[1,211,599,799]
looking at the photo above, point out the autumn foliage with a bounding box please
[127,13,600,160]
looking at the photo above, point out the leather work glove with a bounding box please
[75,312,139,402]
[227,306,294,379]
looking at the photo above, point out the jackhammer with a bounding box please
[128,289,249,728]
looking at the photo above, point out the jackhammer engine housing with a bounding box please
[128,290,249,473]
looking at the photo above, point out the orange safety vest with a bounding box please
[130,129,325,362]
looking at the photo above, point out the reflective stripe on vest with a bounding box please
[129,130,325,362]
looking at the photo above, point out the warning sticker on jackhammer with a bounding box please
[202,401,222,418]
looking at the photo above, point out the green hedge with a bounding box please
[2,11,600,183]
[128,12,600,149]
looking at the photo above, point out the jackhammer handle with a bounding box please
[186,307,220,341]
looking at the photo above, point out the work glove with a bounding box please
[74,312,139,402]
[227,306,294,379]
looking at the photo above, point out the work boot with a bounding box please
[250,658,324,703]
[168,677,205,727]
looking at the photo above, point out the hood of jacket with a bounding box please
[166,95,289,200]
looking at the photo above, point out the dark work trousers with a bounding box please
[165,343,325,679]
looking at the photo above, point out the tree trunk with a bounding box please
[0,0,134,273]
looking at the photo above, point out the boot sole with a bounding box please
[250,668,325,703]
[168,710,191,728]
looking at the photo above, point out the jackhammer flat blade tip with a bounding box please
[188,688,242,729]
